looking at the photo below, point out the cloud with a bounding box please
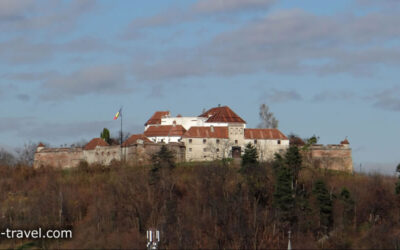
[370,86,400,111]
[0,0,98,33]
[2,71,58,82]
[0,116,144,147]
[19,120,115,141]
[0,0,34,21]
[0,117,36,132]
[356,0,400,8]
[41,65,130,100]
[125,0,276,36]
[193,0,276,14]
[262,89,302,103]
[0,37,118,65]
[131,9,400,81]
[312,90,355,102]
[16,94,30,102]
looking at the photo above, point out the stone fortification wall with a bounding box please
[304,144,353,173]
[34,147,84,169]
[84,145,121,165]
[34,143,186,169]
[125,142,185,165]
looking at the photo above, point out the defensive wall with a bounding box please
[34,140,353,173]
[304,144,353,173]
[33,142,185,169]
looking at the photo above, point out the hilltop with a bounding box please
[0,155,399,249]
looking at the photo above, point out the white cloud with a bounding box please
[41,65,130,100]
[131,9,400,80]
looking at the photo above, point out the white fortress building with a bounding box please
[35,105,352,172]
[143,106,289,161]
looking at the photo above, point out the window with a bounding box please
[235,140,238,144]
[189,148,192,152]
[216,148,220,152]
[189,139,192,143]
[203,139,207,144]
[277,140,281,145]
[161,139,164,143]
[216,139,220,144]
[254,139,257,144]
[203,148,207,152]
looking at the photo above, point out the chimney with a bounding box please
[210,125,214,133]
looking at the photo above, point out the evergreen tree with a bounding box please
[340,187,355,227]
[100,128,111,144]
[241,143,258,168]
[149,145,176,185]
[151,145,175,170]
[240,143,268,206]
[313,180,333,234]
[285,145,302,192]
[395,163,400,195]
[273,154,296,226]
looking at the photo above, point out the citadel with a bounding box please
[34,106,353,172]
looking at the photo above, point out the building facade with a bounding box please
[34,105,353,172]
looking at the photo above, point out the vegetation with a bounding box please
[258,103,278,129]
[396,163,400,195]
[0,154,399,248]
[100,128,111,144]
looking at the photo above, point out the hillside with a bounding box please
[0,158,399,249]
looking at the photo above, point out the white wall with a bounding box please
[147,136,182,143]
[182,137,232,161]
[160,117,208,130]
[244,139,289,161]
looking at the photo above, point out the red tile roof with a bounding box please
[182,126,228,138]
[199,106,246,123]
[84,138,109,150]
[122,134,153,146]
[244,129,288,140]
[341,138,350,145]
[37,142,45,147]
[144,125,186,137]
[145,111,170,126]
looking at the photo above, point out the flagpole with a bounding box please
[120,107,123,162]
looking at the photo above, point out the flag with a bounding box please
[114,108,121,120]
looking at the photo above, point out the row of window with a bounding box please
[187,139,281,144]
[188,138,238,144]
[188,148,220,152]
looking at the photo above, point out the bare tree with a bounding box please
[0,148,17,166]
[16,141,37,166]
[70,139,88,148]
[220,140,234,159]
[258,104,278,129]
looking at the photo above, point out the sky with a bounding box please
[0,0,399,174]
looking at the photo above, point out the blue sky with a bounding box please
[0,0,399,173]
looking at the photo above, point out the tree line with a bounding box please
[0,143,399,249]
